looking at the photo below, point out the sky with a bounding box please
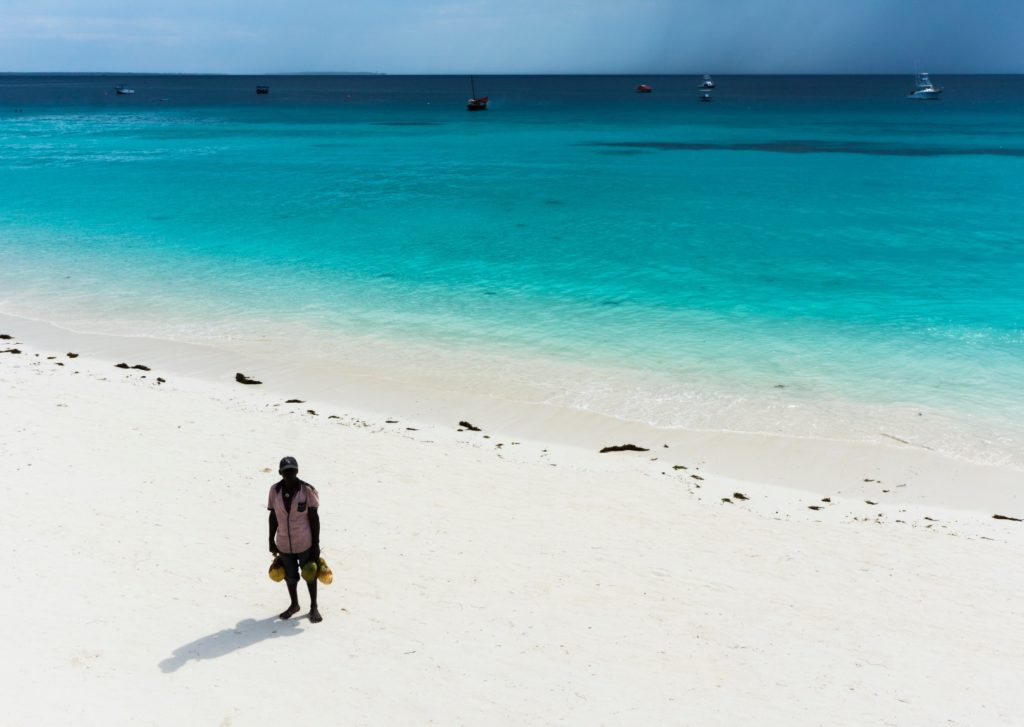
[0,0,1021,74]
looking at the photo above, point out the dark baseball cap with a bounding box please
[279,456,299,472]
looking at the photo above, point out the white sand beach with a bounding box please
[2,313,1023,726]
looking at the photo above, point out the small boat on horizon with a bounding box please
[699,91,713,102]
[907,72,942,100]
[699,74,715,89]
[256,85,270,95]
[467,76,488,111]
[114,85,135,95]
[635,83,652,93]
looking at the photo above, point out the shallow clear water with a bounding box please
[2,74,1022,464]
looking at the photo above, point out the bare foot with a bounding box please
[309,606,323,623]
[279,604,300,620]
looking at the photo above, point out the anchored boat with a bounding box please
[907,72,942,100]
[467,76,488,111]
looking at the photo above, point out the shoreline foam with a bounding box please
[3,310,1022,515]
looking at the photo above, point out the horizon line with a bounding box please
[3,70,1023,77]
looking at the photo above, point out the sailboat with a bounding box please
[467,77,488,111]
[907,72,942,100]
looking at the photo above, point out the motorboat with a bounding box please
[699,91,713,102]
[256,85,270,95]
[699,74,715,89]
[467,76,488,111]
[907,72,942,100]
[635,84,652,93]
[114,85,135,95]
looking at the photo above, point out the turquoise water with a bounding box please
[2,75,1023,463]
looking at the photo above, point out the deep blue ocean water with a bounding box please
[1,74,1022,464]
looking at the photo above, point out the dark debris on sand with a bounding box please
[235,372,262,385]
[599,444,649,453]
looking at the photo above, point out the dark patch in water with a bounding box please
[600,300,624,306]
[595,149,648,156]
[585,140,1024,158]
[544,199,565,205]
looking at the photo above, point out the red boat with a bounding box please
[635,84,652,93]
[467,76,488,111]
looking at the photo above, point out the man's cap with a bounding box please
[279,456,299,472]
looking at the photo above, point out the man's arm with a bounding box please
[268,510,279,554]
[309,507,320,560]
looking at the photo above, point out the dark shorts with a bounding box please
[278,549,315,584]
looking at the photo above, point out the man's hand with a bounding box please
[269,540,278,555]
[310,545,320,562]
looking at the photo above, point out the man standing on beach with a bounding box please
[268,456,323,623]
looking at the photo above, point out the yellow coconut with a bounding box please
[317,557,334,585]
[268,556,285,582]
[300,560,319,582]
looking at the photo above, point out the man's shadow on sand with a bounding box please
[159,616,303,673]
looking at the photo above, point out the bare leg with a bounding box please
[280,581,300,619]
[307,579,322,623]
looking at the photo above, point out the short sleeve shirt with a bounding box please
[267,480,320,554]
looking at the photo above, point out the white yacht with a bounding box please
[907,73,942,100]
[699,74,715,89]
[114,85,135,95]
